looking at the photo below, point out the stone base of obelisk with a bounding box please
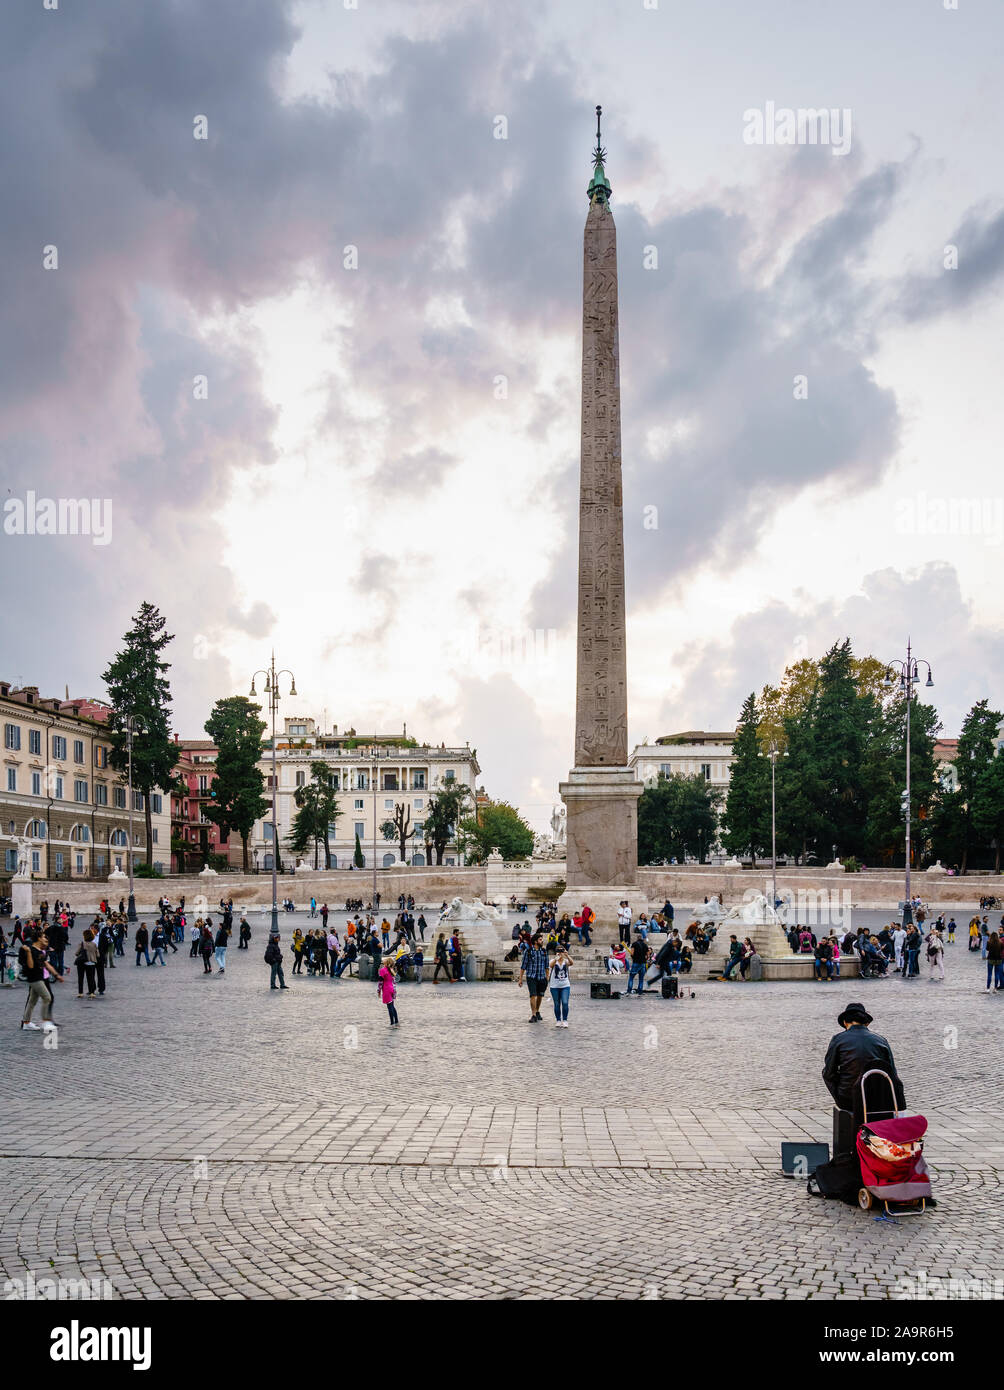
[556,766,644,926]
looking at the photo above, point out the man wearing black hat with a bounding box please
[822,1002,906,1146]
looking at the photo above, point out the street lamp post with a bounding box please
[768,744,779,913]
[125,714,143,922]
[371,738,383,910]
[884,638,934,927]
[250,653,297,935]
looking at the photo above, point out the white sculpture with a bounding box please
[15,836,31,877]
[439,895,504,926]
[723,892,782,926]
[550,805,567,846]
[691,897,725,922]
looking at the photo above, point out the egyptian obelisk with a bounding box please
[558,108,642,917]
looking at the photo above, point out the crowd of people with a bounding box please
[5,885,1004,1035]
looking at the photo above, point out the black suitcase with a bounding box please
[590,981,611,999]
[661,976,678,998]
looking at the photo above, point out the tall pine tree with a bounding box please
[102,603,177,868]
[723,693,770,864]
[203,696,270,871]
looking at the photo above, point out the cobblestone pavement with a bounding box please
[1,917,1001,1299]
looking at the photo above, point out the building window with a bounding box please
[94,744,107,768]
[28,729,41,756]
[263,823,275,840]
[52,735,66,760]
[152,828,159,844]
[4,849,16,872]
[73,739,85,763]
[94,783,108,806]
[4,723,20,751]
[54,852,64,873]
[6,768,15,792]
[384,799,394,810]
[31,851,40,873]
[701,763,711,781]
[133,791,144,811]
[54,775,64,800]
[289,723,306,736]
[71,826,90,843]
[414,797,423,809]
[354,799,364,811]
[114,787,126,809]
[198,775,208,793]
[110,829,127,847]
[328,774,339,790]
[295,771,306,787]
[354,822,365,840]
[74,780,88,803]
[29,820,46,839]
[266,776,276,790]
[152,794,162,813]
[95,853,106,871]
[414,821,423,836]
[31,772,41,796]
[382,775,399,791]
[75,853,84,873]
[412,771,426,790]
[445,769,455,782]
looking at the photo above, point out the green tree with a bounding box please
[425,781,474,865]
[860,692,940,866]
[759,653,888,752]
[638,773,721,864]
[290,761,342,868]
[956,700,1004,872]
[773,695,825,863]
[460,800,534,863]
[203,696,270,871]
[812,639,876,859]
[102,602,177,868]
[723,693,770,863]
[380,802,413,863]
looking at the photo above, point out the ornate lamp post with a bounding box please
[250,654,297,935]
[768,743,779,915]
[124,714,144,922]
[884,638,933,926]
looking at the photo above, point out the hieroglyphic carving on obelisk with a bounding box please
[574,109,627,768]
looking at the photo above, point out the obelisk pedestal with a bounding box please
[558,109,645,924]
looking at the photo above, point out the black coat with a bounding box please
[822,1024,906,1126]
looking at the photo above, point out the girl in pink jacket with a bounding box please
[378,961,399,1027]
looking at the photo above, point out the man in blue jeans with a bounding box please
[722,935,743,980]
[627,933,649,994]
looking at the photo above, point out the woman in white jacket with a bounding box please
[926,928,945,982]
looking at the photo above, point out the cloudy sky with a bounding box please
[3,0,1003,830]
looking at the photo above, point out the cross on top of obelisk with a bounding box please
[588,104,612,204]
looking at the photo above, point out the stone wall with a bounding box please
[19,866,488,914]
[637,866,1004,913]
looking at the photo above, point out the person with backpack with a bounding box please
[626,932,649,995]
[134,923,151,967]
[214,920,230,974]
[264,931,289,990]
[926,926,945,982]
[449,932,465,981]
[238,916,251,949]
[199,923,214,975]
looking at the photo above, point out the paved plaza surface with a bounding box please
[1,909,1002,1299]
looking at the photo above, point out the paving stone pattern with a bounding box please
[1,912,1000,1299]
